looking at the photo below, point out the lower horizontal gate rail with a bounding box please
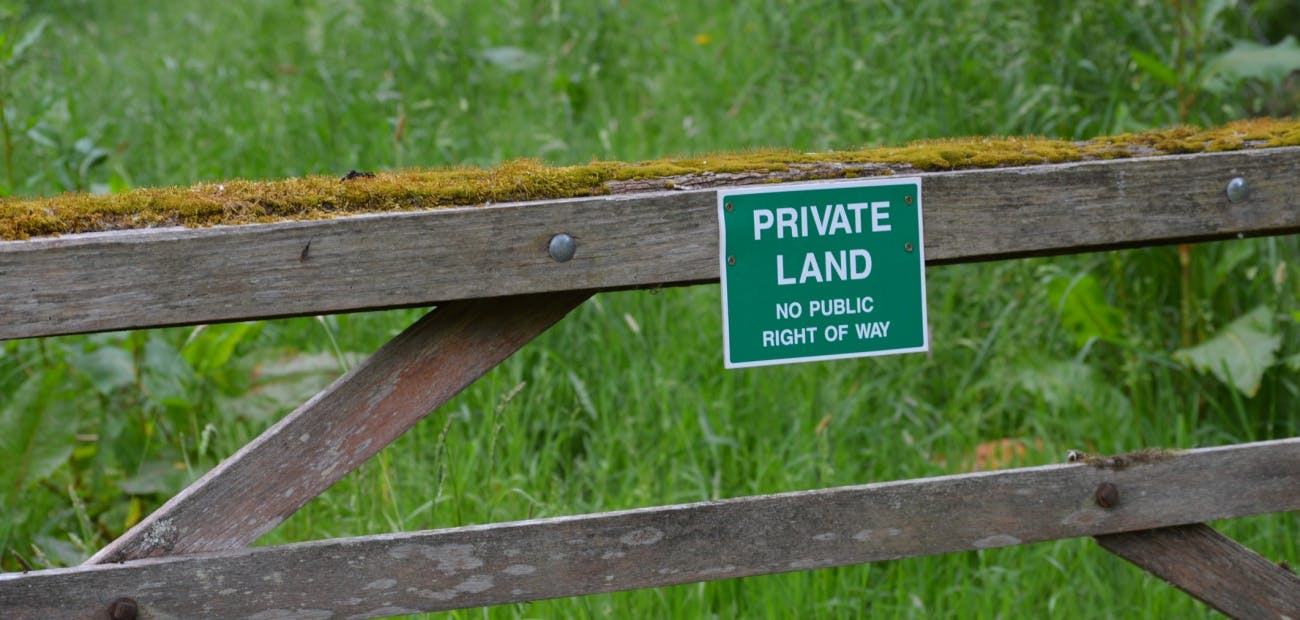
[2,438,1296,619]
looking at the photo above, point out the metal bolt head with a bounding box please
[904,242,914,253]
[1226,177,1248,203]
[1094,482,1119,509]
[904,195,913,205]
[724,202,734,212]
[727,255,736,266]
[548,233,576,263]
[108,597,139,620]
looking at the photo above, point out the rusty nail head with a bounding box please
[727,255,736,266]
[725,202,734,211]
[108,597,139,620]
[905,195,913,205]
[1094,482,1119,509]
[904,242,914,253]
[1226,177,1248,203]
[548,233,576,262]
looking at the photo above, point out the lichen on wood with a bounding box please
[1,117,1297,240]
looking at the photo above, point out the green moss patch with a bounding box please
[3,117,1298,240]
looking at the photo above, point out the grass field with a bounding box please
[2,1,1298,618]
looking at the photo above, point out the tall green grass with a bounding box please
[1,1,1297,618]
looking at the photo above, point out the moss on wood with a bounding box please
[2,117,1298,240]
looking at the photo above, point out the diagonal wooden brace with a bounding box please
[1096,523,1300,619]
[87,291,591,564]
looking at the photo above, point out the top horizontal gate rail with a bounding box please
[4,147,1299,341]
[1,146,1298,619]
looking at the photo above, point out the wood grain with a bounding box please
[1096,523,1300,619]
[4,438,1296,620]
[85,291,590,564]
[2,147,1297,340]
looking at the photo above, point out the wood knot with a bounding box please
[108,597,139,620]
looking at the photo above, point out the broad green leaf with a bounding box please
[32,534,85,567]
[25,124,57,149]
[141,336,197,406]
[118,459,191,495]
[73,346,135,395]
[183,322,262,390]
[1129,48,1177,88]
[0,366,80,497]
[108,173,132,194]
[1016,360,1132,417]
[1174,305,1280,396]
[220,351,359,421]
[75,144,109,182]
[1046,274,1125,347]
[479,46,540,72]
[1201,36,1300,93]
[5,17,47,67]
[1197,0,1231,36]
[1210,241,1257,296]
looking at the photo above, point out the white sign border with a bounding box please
[718,176,928,369]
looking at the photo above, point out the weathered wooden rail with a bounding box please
[4,147,1299,340]
[4,440,1297,619]
[1,145,1298,619]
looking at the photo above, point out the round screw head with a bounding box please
[904,195,913,205]
[904,242,914,253]
[726,255,736,266]
[108,597,139,620]
[724,202,734,212]
[1094,482,1119,509]
[548,233,576,262]
[1226,177,1248,203]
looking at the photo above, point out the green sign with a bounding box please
[718,177,928,368]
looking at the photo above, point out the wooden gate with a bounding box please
[1,131,1298,618]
